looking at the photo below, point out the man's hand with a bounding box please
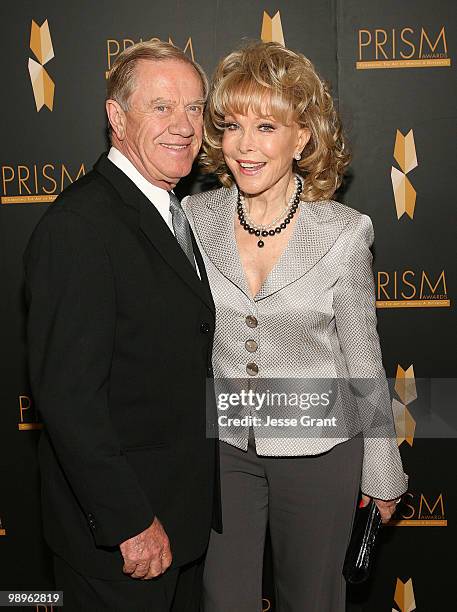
[360,493,401,523]
[120,517,172,579]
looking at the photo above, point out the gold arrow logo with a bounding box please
[391,130,418,219]
[392,365,416,446]
[261,11,285,45]
[393,577,416,612]
[28,19,55,111]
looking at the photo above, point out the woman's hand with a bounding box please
[360,493,401,524]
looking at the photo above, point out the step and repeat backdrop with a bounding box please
[1,0,456,610]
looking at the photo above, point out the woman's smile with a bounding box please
[236,159,267,175]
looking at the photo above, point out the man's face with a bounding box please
[111,59,205,190]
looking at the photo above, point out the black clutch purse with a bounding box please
[343,499,382,584]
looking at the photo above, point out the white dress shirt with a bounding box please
[108,147,200,276]
[108,146,174,231]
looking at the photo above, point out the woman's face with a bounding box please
[222,107,310,197]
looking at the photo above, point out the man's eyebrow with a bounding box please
[149,98,205,106]
[150,98,174,104]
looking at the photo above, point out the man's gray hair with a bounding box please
[106,39,208,111]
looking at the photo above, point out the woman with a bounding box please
[183,42,408,612]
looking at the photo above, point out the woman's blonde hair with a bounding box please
[200,41,350,201]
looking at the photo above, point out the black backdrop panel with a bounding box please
[1,1,455,609]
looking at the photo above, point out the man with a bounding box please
[24,40,220,611]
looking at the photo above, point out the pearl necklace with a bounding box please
[237,175,302,248]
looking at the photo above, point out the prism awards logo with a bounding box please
[18,395,42,431]
[376,269,450,308]
[261,11,285,45]
[1,162,86,205]
[390,492,447,527]
[106,36,195,78]
[392,365,416,447]
[391,130,417,220]
[393,578,416,611]
[357,26,450,69]
[28,20,54,111]
[0,516,5,536]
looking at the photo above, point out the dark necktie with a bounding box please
[169,192,196,270]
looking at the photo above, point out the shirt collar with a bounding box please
[107,146,171,213]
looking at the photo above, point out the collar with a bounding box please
[108,147,171,223]
[188,184,358,301]
[94,153,214,313]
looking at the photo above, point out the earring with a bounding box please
[294,152,301,161]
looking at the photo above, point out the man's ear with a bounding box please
[106,99,127,141]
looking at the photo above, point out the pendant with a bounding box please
[257,240,264,248]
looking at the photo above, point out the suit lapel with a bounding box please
[191,185,358,302]
[139,199,214,311]
[191,185,251,299]
[255,201,355,301]
[94,154,214,312]
[191,231,215,312]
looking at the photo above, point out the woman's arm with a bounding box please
[333,213,408,504]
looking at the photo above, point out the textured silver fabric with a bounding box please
[182,185,408,500]
[169,192,196,270]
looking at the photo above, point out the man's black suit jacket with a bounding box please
[24,154,221,580]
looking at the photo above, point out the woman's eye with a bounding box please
[224,123,239,130]
[259,124,275,132]
[188,105,203,114]
[155,105,169,113]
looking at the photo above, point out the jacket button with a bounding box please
[200,322,210,334]
[245,339,258,352]
[245,315,258,328]
[246,362,259,376]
